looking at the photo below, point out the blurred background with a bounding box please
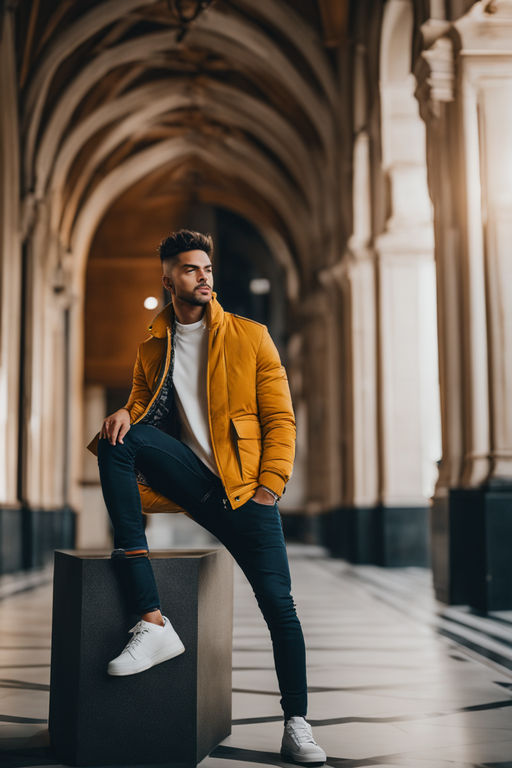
[1,0,511,613]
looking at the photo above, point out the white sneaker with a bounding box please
[281,716,327,765]
[107,616,185,676]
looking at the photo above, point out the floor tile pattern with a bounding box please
[0,545,511,767]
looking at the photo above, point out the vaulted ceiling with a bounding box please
[16,0,347,289]
[13,0,349,385]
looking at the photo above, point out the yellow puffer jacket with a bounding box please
[87,293,296,514]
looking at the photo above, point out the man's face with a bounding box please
[162,249,213,306]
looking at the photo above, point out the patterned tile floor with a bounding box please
[0,543,511,768]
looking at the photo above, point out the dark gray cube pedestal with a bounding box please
[49,548,233,767]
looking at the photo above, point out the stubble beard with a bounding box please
[175,286,212,307]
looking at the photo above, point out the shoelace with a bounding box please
[287,720,317,745]
[124,621,150,650]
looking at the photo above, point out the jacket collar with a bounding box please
[147,292,224,338]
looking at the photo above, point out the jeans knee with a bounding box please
[256,590,297,622]
[111,547,149,560]
[97,433,134,466]
[97,436,117,459]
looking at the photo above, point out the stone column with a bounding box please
[322,130,381,563]
[0,9,21,507]
[21,202,54,507]
[415,35,466,603]
[0,8,23,572]
[332,121,438,566]
[18,201,76,567]
[279,331,307,512]
[415,1,512,609]
[372,0,440,564]
[301,291,343,518]
[78,385,111,549]
[317,35,383,563]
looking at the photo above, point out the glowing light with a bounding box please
[249,278,271,295]
[144,296,159,310]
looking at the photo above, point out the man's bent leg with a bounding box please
[97,423,219,616]
[97,428,159,615]
[109,548,160,617]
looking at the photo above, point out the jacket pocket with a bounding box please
[231,415,262,481]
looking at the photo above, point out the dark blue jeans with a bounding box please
[97,423,307,719]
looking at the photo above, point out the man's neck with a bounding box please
[172,298,208,325]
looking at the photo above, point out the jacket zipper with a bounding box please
[133,327,172,425]
[206,326,229,500]
[132,322,232,506]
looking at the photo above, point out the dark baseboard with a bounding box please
[280,512,326,546]
[0,505,24,574]
[325,505,430,567]
[432,486,512,611]
[0,505,76,575]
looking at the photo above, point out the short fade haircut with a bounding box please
[158,229,213,267]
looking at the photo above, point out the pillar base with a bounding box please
[432,487,512,611]
[0,504,75,575]
[0,505,23,574]
[280,512,326,545]
[22,505,76,569]
[327,505,430,566]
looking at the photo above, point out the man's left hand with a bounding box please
[252,486,277,505]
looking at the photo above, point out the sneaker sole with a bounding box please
[107,643,185,676]
[280,750,326,766]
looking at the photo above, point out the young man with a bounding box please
[87,229,326,765]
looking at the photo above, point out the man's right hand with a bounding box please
[100,408,131,445]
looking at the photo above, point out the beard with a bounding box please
[185,294,210,306]
[174,285,212,306]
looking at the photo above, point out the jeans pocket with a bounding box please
[245,498,278,512]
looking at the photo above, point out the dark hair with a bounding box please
[158,229,213,266]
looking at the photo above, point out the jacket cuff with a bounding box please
[258,471,286,498]
[122,404,134,422]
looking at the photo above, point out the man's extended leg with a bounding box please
[187,493,307,718]
[233,502,307,720]
[187,493,326,763]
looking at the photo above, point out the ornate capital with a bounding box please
[454,0,512,51]
[316,258,349,289]
[414,37,455,122]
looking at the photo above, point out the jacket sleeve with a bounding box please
[256,326,296,497]
[123,345,152,423]
[85,345,152,457]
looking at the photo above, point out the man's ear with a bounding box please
[162,274,174,293]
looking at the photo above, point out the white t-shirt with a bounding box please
[172,318,219,476]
